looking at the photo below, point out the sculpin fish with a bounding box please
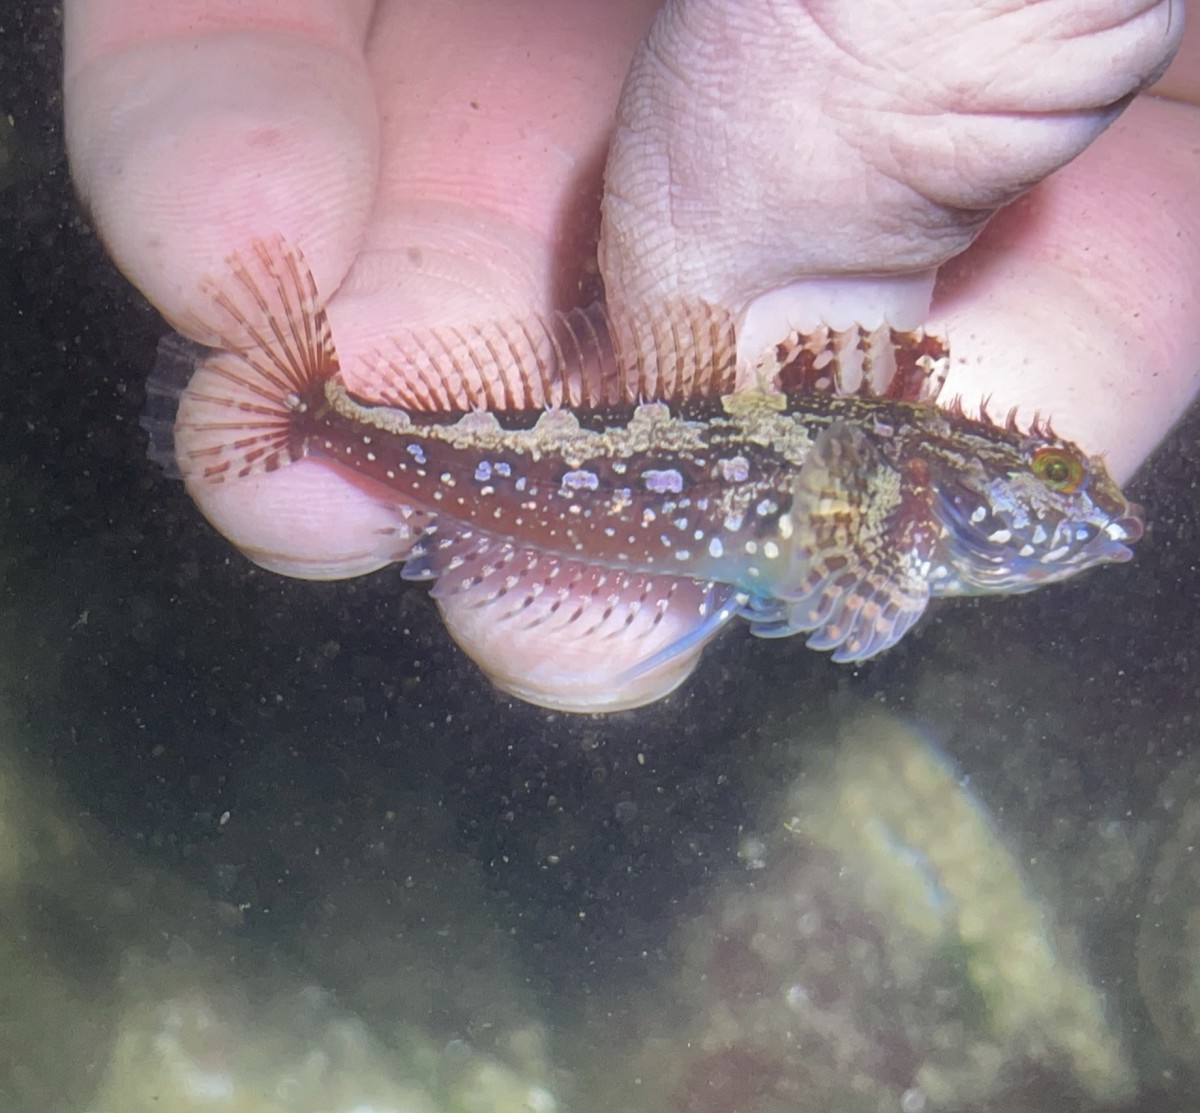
[143,237,1142,682]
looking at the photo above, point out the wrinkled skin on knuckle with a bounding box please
[600,0,1183,312]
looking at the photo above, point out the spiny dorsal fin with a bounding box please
[760,325,949,405]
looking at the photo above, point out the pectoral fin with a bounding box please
[745,421,934,662]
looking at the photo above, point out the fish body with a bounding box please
[146,238,1142,673]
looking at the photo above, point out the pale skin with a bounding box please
[64,0,1200,710]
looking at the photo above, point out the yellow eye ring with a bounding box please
[1031,446,1085,493]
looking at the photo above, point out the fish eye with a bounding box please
[1030,446,1085,493]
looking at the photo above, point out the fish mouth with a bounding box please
[1106,506,1144,546]
[1088,503,1143,564]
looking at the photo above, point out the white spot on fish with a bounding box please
[474,461,493,482]
[763,541,780,560]
[562,469,600,491]
[970,505,987,524]
[719,456,750,482]
[708,537,724,559]
[988,528,1012,544]
[778,513,793,540]
[643,468,684,494]
[406,443,426,465]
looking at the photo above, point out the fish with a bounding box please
[143,236,1143,684]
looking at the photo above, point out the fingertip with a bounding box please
[184,460,425,582]
[932,97,1200,485]
[65,27,377,333]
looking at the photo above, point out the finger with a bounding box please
[600,0,1183,348]
[326,0,659,367]
[64,0,378,336]
[933,94,1200,485]
[1148,0,1200,103]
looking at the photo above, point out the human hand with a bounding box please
[64,0,1198,711]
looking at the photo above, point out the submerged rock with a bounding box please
[1137,759,1200,1067]
[624,710,1132,1112]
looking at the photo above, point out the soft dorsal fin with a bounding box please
[351,298,740,414]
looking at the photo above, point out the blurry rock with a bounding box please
[0,718,559,1112]
[1137,759,1200,1067]
[628,710,1132,1112]
[92,956,557,1113]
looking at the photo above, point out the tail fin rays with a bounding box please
[148,237,339,485]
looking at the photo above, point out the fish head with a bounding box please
[926,423,1143,596]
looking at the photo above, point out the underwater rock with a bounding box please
[1137,759,1200,1066]
[91,958,558,1113]
[0,723,559,1113]
[645,711,1132,1112]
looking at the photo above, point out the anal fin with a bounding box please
[400,526,738,701]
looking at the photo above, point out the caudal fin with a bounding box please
[142,236,338,485]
